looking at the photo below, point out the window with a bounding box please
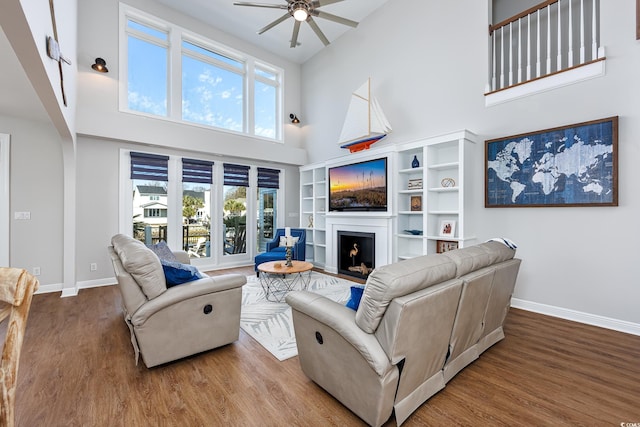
[120,5,283,141]
[254,65,279,139]
[125,19,168,116]
[223,164,249,256]
[182,158,214,258]
[257,168,280,251]
[144,208,167,218]
[130,152,169,244]
[182,41,244,132]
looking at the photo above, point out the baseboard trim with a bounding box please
[35,283,63,294]
[511,298,640,336]
[78,277,117,290]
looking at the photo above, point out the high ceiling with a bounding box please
[0,0,389,127]
[154,0,389,64]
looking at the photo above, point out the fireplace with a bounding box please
[338,231,375,279]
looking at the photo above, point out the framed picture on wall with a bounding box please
[439,220,456,237]
[485,116,618,207]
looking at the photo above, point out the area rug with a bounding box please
[240,271,354,361]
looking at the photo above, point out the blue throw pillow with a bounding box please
[160,259,204,287]
[147,241,178,262]
[345,285,365,311]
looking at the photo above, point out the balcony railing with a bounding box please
[487,0,603,97]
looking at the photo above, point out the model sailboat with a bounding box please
[338,78,392,153]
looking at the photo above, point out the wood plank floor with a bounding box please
[4,266,639,426]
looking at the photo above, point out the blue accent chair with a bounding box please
[254,228,306,275]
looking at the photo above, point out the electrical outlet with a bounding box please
[33,267,41,276]
[90,263,97,271]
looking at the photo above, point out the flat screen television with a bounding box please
[328,157,388,212]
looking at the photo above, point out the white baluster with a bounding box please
[580,0,585,63]
[547,5,552,74]
[518,18,522,83]
[536,9,541,77]
[557,0,563,72]
[568,0,573,67]
[500,27,505,88]
[492,31,497,91]
[509,23,513,86]
[592,0,597,60]
[527,14,531,81]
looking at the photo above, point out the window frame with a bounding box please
[119,3,283,142]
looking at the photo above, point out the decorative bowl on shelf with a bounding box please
[403,229,423,235]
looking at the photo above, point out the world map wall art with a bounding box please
[485,116,618,207]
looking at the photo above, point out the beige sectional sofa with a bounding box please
[286,241,521,426]
[108,234,246,368]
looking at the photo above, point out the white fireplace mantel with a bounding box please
[325,213,394,274]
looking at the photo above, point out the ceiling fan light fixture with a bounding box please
[290,1,310,22]
[293,8,308,21]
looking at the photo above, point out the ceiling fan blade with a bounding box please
[306,17,330,46]
[313,10,358,28]
[258,13,291,34]
[290,21,301,48]
[233,2,288,9]
[312,0,345,6]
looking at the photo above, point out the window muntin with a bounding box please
[182,41,243,69]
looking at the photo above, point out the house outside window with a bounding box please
[119,4,283,141]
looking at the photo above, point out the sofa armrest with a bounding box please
[286,290,391,377]
[172,250,190,264]
[130,274,246,326]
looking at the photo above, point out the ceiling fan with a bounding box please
[233,0,358,48]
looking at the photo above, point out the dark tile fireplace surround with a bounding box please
[337,231,375,280]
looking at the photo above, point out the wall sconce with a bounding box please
[91,57,108,73]
[289,113,300,124]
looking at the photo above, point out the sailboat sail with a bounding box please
[338,78,392,152]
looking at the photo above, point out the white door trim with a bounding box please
[0,134,10,266]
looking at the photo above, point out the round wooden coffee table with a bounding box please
[257,260,314,302]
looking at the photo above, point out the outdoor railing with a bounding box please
[488,0,602,93]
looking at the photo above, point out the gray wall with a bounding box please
[301,0,640,326]
[0,115,64,286]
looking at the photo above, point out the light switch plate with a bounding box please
[14,211,31,220]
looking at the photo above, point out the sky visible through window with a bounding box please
[126,17,278,140]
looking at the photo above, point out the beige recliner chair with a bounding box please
[108,234,246,368]
[286,241,520,426]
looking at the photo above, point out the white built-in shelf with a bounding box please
[428,187,458,193]
[428,161,459,170]
[397,234,424,239]
[427,210,459,215]
[399,166,424,174]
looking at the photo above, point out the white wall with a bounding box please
[301,0,640,327]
